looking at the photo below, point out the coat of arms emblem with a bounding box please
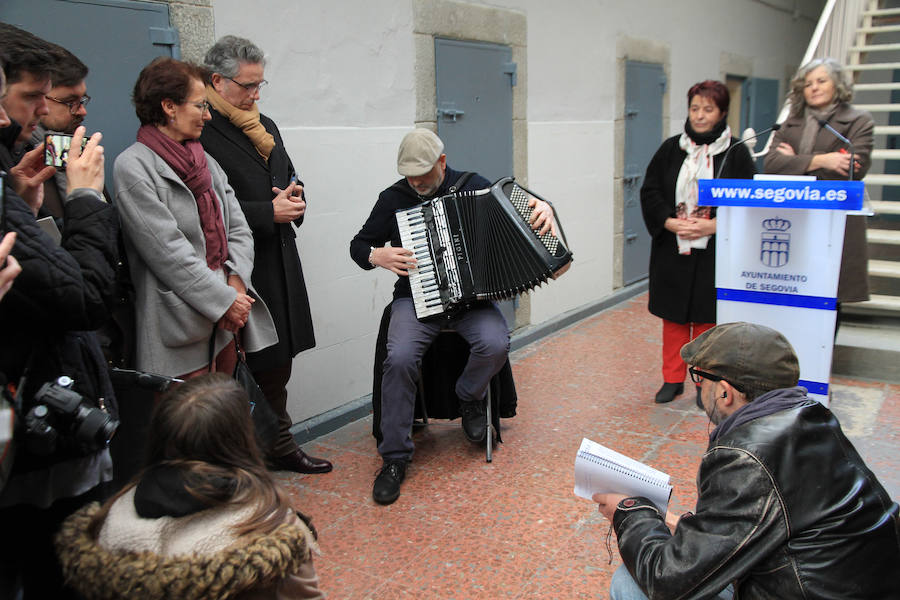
[760,217,790,268]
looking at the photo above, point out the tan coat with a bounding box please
[763,104,873,302]
[55,490,325,600]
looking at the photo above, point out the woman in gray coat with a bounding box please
[114,58,276,378]
[764,58,873,304]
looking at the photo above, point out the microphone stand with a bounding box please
[715,124,781,179]
[818,119,855,181]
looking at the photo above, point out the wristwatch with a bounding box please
[368,246,376,266]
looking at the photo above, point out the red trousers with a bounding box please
[662,320,714,383]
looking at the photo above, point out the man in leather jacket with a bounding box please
[595,322,900,599]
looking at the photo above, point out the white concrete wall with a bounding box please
[211,0,820,422]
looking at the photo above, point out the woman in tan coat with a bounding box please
[55,374,325,600]
[764,57,873,304]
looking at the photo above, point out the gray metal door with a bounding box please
[1,0,179,189]
[435,38,517,327]
[741,77,779,169]
[435,38,514,182]
[624,61,666,285]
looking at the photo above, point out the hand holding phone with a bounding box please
[44,132,89,170]
[64,127,105,195]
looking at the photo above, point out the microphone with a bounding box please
[715,123,781,179]
[817,118,855,180]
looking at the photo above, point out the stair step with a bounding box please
[855,82,900,92]
[862,174,900,186]
[871,200,900,214]
[873,126,900,135]
[872,149,900,160]
[846,294,900,315]
[867,229,900,244]
[845,62,900,71]
[870,259,900,278]
[852,103,900,112]
[857,24,900,33]
[862,7,900,17]
[850,43,900,53]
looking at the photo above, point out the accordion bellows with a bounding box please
[397,177,573,320]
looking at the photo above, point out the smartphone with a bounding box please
[44,133,88,170]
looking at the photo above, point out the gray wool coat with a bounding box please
[113,142,277,376]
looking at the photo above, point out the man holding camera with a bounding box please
[0,25,119,600]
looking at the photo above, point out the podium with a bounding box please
[698,176,864,406]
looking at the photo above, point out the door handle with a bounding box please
[437,108,466,122]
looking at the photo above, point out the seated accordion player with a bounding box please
[396,177,573,321]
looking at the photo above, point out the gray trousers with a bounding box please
[379,298,510,461]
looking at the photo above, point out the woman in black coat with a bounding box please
[199,36,330,474]
[640,80,755,406]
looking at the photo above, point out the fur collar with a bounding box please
[55,502,312,600]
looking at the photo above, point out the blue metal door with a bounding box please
[624,61,666,284]
[741,77,779,169]
[1,0,179,189]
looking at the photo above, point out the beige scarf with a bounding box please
[206,84,275,161]
[675,125,731,255]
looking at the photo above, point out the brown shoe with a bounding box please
[272,449,333,474]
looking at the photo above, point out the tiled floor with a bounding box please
[276,293,900,599]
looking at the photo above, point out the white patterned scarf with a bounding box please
[675,125,731,254]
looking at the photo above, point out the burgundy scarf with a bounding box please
[137,124,228,270]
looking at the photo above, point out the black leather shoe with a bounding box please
[459,400,487,442]
[373,460,407,505]
[654,382,684,404]
[272,449,333,474]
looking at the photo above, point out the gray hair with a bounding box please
[787,57,853,117]
[203,35,266,78]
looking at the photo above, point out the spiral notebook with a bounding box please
[574,437,673,513]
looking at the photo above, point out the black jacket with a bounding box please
[613,388,900,599]
[349,166,491,300]
[0,121,120,486]
[640,135,755,323]
[199,108,315,368]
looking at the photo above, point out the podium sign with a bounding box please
[699,178,863,406]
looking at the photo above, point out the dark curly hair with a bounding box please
[132,57,208,126]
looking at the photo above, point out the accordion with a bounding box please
[396,177,573,321]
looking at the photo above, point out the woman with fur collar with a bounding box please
[55,374,325,600]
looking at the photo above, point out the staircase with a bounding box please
[833,0,900,381]
[846,1,900,318]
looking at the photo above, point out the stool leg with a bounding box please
[485,387,493,463]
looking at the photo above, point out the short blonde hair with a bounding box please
[788,58,853,117]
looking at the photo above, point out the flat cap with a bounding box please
[397,129,444,176]
[680,322,799,396]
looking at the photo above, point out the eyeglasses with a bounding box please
[689,366,744,393]
[189,101,211,113]
[46,94,91,114]
[225,76,268,93]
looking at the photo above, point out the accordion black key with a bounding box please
[396,176,573,320]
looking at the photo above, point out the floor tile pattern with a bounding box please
[277,293,900,599]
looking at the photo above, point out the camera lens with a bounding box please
[74,406,119,447]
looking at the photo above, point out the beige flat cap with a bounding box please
[397,129,444,176]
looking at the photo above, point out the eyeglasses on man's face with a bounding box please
[46,94,91,114]
[225,76,268,94]
[689,366,744,393]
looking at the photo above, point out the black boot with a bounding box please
[654,382,684,404]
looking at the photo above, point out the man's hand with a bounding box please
[528,196,557,236]
[8,145,56,216]
[369,246,416,276]
[593,493,629,522]
[272,181,305,223]
[0,232,22,301]
[65,127,105,194]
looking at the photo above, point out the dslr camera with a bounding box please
[23,376,119,456]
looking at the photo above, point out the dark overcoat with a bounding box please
[640,135,755,323]
[200,109,315,368]
[763,104,874,303]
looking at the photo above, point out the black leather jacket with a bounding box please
[613,388,900,599]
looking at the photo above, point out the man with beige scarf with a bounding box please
[200,36,331,475]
